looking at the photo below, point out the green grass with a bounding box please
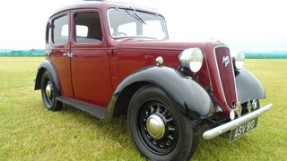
[0,57,286,161]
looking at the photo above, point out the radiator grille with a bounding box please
[215,47,237,109]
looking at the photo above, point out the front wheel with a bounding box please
[40,71,62,111]
[128,85,200,161]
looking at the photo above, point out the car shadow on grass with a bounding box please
[61,105,136,140]
[60,104,129,136]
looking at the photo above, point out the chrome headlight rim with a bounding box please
[179,48,203,73]
[234,52,245,70]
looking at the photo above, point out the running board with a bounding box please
[57,97,106,119]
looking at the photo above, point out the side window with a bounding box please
[74,12,102,43]
[52,15,69,44]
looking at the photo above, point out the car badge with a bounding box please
[222,56,230,67]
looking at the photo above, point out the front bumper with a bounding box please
[203,103,272,140]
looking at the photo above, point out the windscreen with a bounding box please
[108,8,168,40]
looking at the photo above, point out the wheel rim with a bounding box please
[44,80,54,105]
[139,101,177,154]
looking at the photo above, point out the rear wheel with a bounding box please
[128,85,200,161]
[40,71,62,111]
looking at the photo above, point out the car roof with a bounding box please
[50,0,161,18]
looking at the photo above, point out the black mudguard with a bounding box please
[106,66,214,121]
[34,60,60,92]
[236,68,266,103]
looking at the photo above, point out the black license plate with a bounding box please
[229,118,258,142]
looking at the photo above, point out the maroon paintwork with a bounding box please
[44,1,237,115]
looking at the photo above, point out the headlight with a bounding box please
[179,48,203,73]
[235,52,245,70]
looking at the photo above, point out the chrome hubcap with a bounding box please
[146,114,165,140]
[45,83,52,98]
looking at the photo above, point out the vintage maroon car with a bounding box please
[34,1,272,160]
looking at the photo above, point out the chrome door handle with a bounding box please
[63,52,74,57]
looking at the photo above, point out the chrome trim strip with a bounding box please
[203,103,272,140]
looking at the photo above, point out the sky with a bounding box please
[0,0,286,52]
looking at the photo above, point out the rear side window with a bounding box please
[74,12,102,43]
[52,15,69,44]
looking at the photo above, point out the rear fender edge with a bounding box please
[105,66,214,122]
[236,68,266,103]
[34,60,60,92]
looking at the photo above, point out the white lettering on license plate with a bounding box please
[229,118,258,142]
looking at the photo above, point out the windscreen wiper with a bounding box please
[125,6,146,25]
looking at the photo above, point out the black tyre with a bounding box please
[40,71,62,111]
[128,85,200,161]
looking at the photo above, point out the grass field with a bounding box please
[0,57,286,161]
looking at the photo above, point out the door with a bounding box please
[70,10,113,107]
[48,12,73,97]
